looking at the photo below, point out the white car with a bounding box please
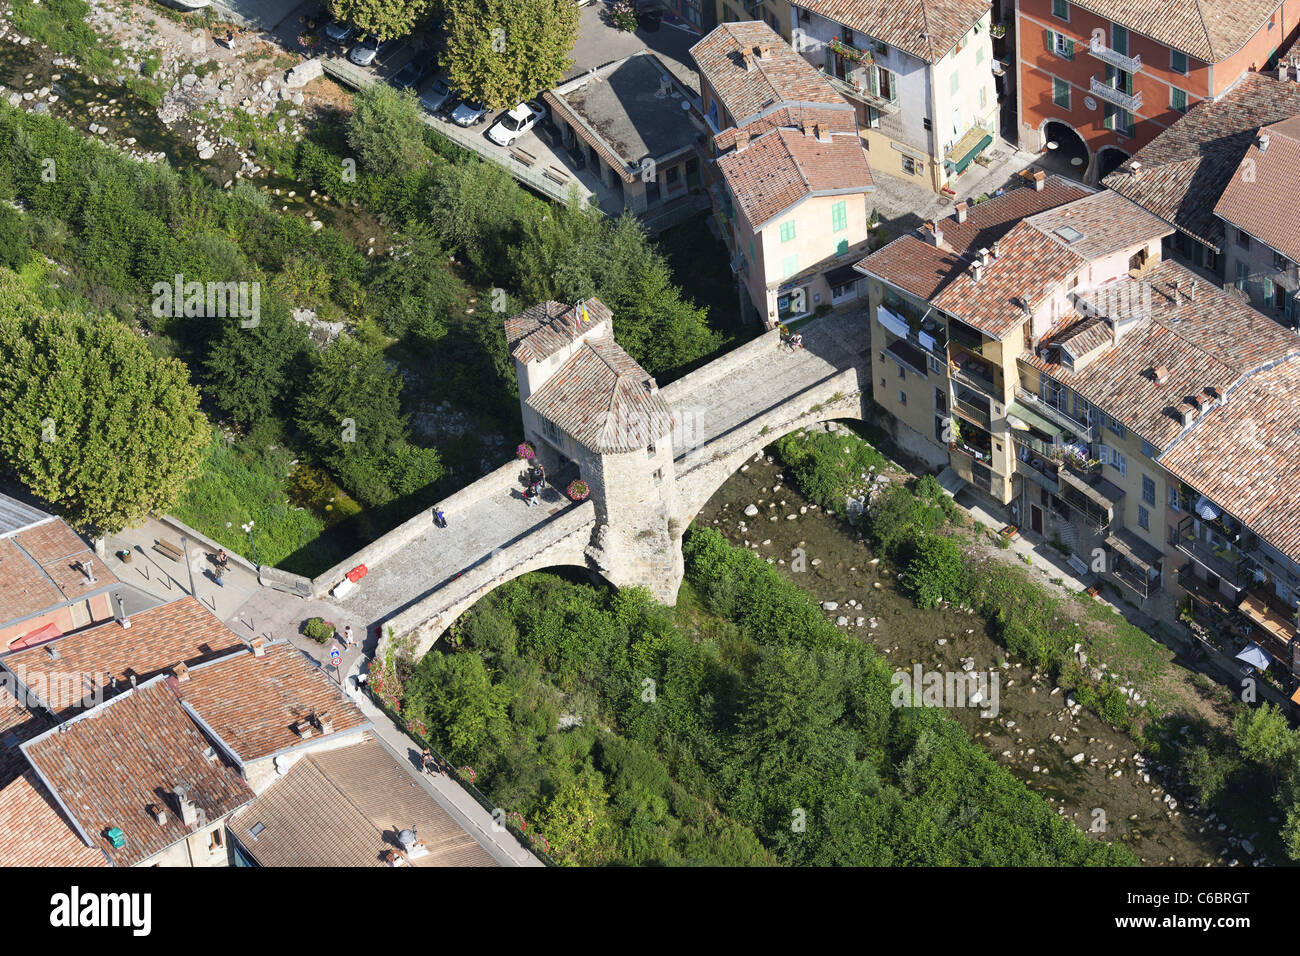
[450,97,490,127]
[486,101,547,146]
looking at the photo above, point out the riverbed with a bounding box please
[697,450,1242,866]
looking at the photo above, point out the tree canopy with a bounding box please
[0,270,207,534]
[326,0,435,41]
[443,0,579,110]
[346,83,428,178]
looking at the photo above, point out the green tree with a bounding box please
[327,0,435,40]
[0,270,207,534]
[900,534,969,609]
[407,651,509,761]
[345,83,428,178]
[534,768,613,866]
[204,300,310,427]
[443,0,578,110]
[1234,703,1296,775]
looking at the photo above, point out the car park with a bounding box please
[450,97,490,127]
[392,56,436,90]
[323,19,355,45]
[486,101,547,146]
[419,75,455,113]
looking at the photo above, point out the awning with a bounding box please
[823,263,861,287]
[877,306,910,339]
[1236,642,1273,671]
[1007,401,1062,437]
[946,129,994,175]
[1194,495,1221,521]
[1105,528,1163,572]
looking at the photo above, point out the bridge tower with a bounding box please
[505,299,683,603]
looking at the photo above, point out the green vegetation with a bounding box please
[346,84,428,178]
[385,529,1134,866]
[303,616,337,643]
[0,270,206,535]
[327,0,436,41]
[443,0,579,110]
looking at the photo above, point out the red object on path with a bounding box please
[346,564,368,583]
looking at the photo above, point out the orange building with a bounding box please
[1015,0,1299,181]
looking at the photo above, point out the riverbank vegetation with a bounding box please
[381,529,1134,866]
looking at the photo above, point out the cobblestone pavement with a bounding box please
[671,309,871,458]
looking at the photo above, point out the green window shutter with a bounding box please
[950,71,959,95]
[783,253,798,276]
[831,201,847,232]
[780,220,796,242]
[1171,87,1187,112]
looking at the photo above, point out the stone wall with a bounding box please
[311,459,528,598]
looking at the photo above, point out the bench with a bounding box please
[153,539,184,562]
[511,146,537,168]
[543,165,570,186]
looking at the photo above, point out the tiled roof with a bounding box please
[1159,359,1300,565]
[0,685,50,789]
[230,737,498,867]
[1021,261,1300,449]
[505,298,613,365]
[1103,72,1300,251]
[527,337,674,454]
[804,0,991,63]
[3,596,245,718]
[1214,113,1300,263]
[174,642,369,765]
[856,175,1093,301]
[21,678,253,867]
[717,126,874,228]
[691,21,848,125]
[0,771,108,867]
[0,519,119,636]
[1063,0,1279,61]
[713,104,856,150]
[1024,189,1173,262]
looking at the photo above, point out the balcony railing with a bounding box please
[1013,386,1094,438]
[1087,38,1141,73]
[1015,457,1060,495]
[822,71,901,113]
[953,397,992,431]
[1090,75,1143,113]
[950,357,999,398]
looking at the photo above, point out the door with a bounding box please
[1030,505,1044,535]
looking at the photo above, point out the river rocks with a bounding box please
[821,601,839,611]
[743,504,758,516]
[836,616,848,626]
[1072,753,1086,763]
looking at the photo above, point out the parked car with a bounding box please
[419,75,455,113]
[486,101,547,146]
[450,97,490,127]
[323,20,355,45]
[348,35,399,66]
[392,56,436,90]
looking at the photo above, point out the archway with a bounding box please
[1095,145,1130,182]
[1039,120,1088,181]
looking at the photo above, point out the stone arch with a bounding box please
[1094,145,1130,182]
[674,389,869,526]
[1039,119,1089,179]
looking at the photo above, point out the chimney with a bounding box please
[1280,63,1289,81]
[1152,365,1170,384]
[734,129,750,151]
[992,240,1001,258]
[1180,404,1197,426]
[294,718,315,740]
[979,246,992,267]
[924,220,944,247]
[801,120,814,138]
[1032,169,1046,191]
[1259,132,1271,152]
[116,593,130,630]
[250,637,267,658]
[1130,160,1143,180]
[971,260,984,282]
[173,786,198,828]
[1173,280,1184,306]
[315,711,335,735]
[172,662,190,683]
[150,804,167,826]
[1188,280,1197,301]
[81,558,95,584]
[955,200,969,223]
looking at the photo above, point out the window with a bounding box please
[843,27,855,45]
[896,362,906,379]
[209,829,224,851]
[1110,450,1127,476]
[542,417,564,446]
[653,468,663,484]
[1263,276,1276,302]
[923,117,932,131]
[980,86,987,110]
[1171,87,1188,113]
[867,106,881,129]
[1168,486,1180,511]
[1053,77,1071,109]
[1237,227,1251,249]
[647,443,656,458]
[874,66,897,103]
[1236,261,1248,291]
[779,220,796,242]
[899,390,908,406]
[901,155,918,175]
[929,355,945,376]
[935,387,947,411]
[832,201,847,232]
[1142,474,1156,506]
[831,278,857,301]
[1274,250,1290,271]
[1170,49,1188,74]
[1103,103,1133,136]
[976,46,984,65]
[1103,412,1126,439]
[1138,505,1150,531]
[1140,438,1157,459]
[950,71,959,96]
[1052,0,1069,20]
[1111,24,1128,56]
[1048,31,1075,60]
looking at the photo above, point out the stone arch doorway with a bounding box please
[1040,120,1088,181]
[1095,145,1131,183]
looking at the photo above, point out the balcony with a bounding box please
[1013,386,1094,439]
[1015,456,1060,495]
[823,72,901,113]
[949,353,999,398]
[1090,75,1143,113]
[1087,38,1142,74]
[948,321,987,357]
[953,395,992,431]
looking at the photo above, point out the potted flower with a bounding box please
[516,441,536,461]
[458,766,477,784]
[567,479,590,501]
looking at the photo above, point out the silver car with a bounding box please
[450,97,489,127]
[420,76,454,114]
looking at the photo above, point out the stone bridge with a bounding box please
[314,309,871,659]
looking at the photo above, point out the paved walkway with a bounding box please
[670,309,871,461]
[332,479,576,630]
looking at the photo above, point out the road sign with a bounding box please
[330,648,341,667]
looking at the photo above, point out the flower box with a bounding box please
[567,479,590,501]
[516,441,536,460]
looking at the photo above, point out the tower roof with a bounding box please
[505,298,613,365]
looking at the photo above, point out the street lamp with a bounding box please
[241,520,258,565]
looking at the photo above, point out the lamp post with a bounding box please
[241,521,258,565]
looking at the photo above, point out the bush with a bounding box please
[900,534,969,609]
[303,617,335,643]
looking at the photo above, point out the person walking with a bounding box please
[524,483,539,507]
[433,508,447,528]
[790,332,804,351]
[344,624,355,647]
[535,463,546,489]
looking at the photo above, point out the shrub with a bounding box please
[303,617,335,643]
[900,535,969,609]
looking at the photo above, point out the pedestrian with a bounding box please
[433,508,447,528]
[344,624,355,646]
[216,548,229,570]
[791,332,804,351]
[536,463,546,488]
[355,670,368,689]
[524,483,539,507]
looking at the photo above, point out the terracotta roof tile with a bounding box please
[1061,0,1279,61]
[505,298,613,365]
[0,518,119,636]
[527,337,675,453]
[21,679,253,867]
[1104,72,1300,251]
[0,771,108,867]
[804,0,991,62]
[0,685,50,789]
[1214,113,1300,262]
[718,126,874,228]
[3,596,245,718]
